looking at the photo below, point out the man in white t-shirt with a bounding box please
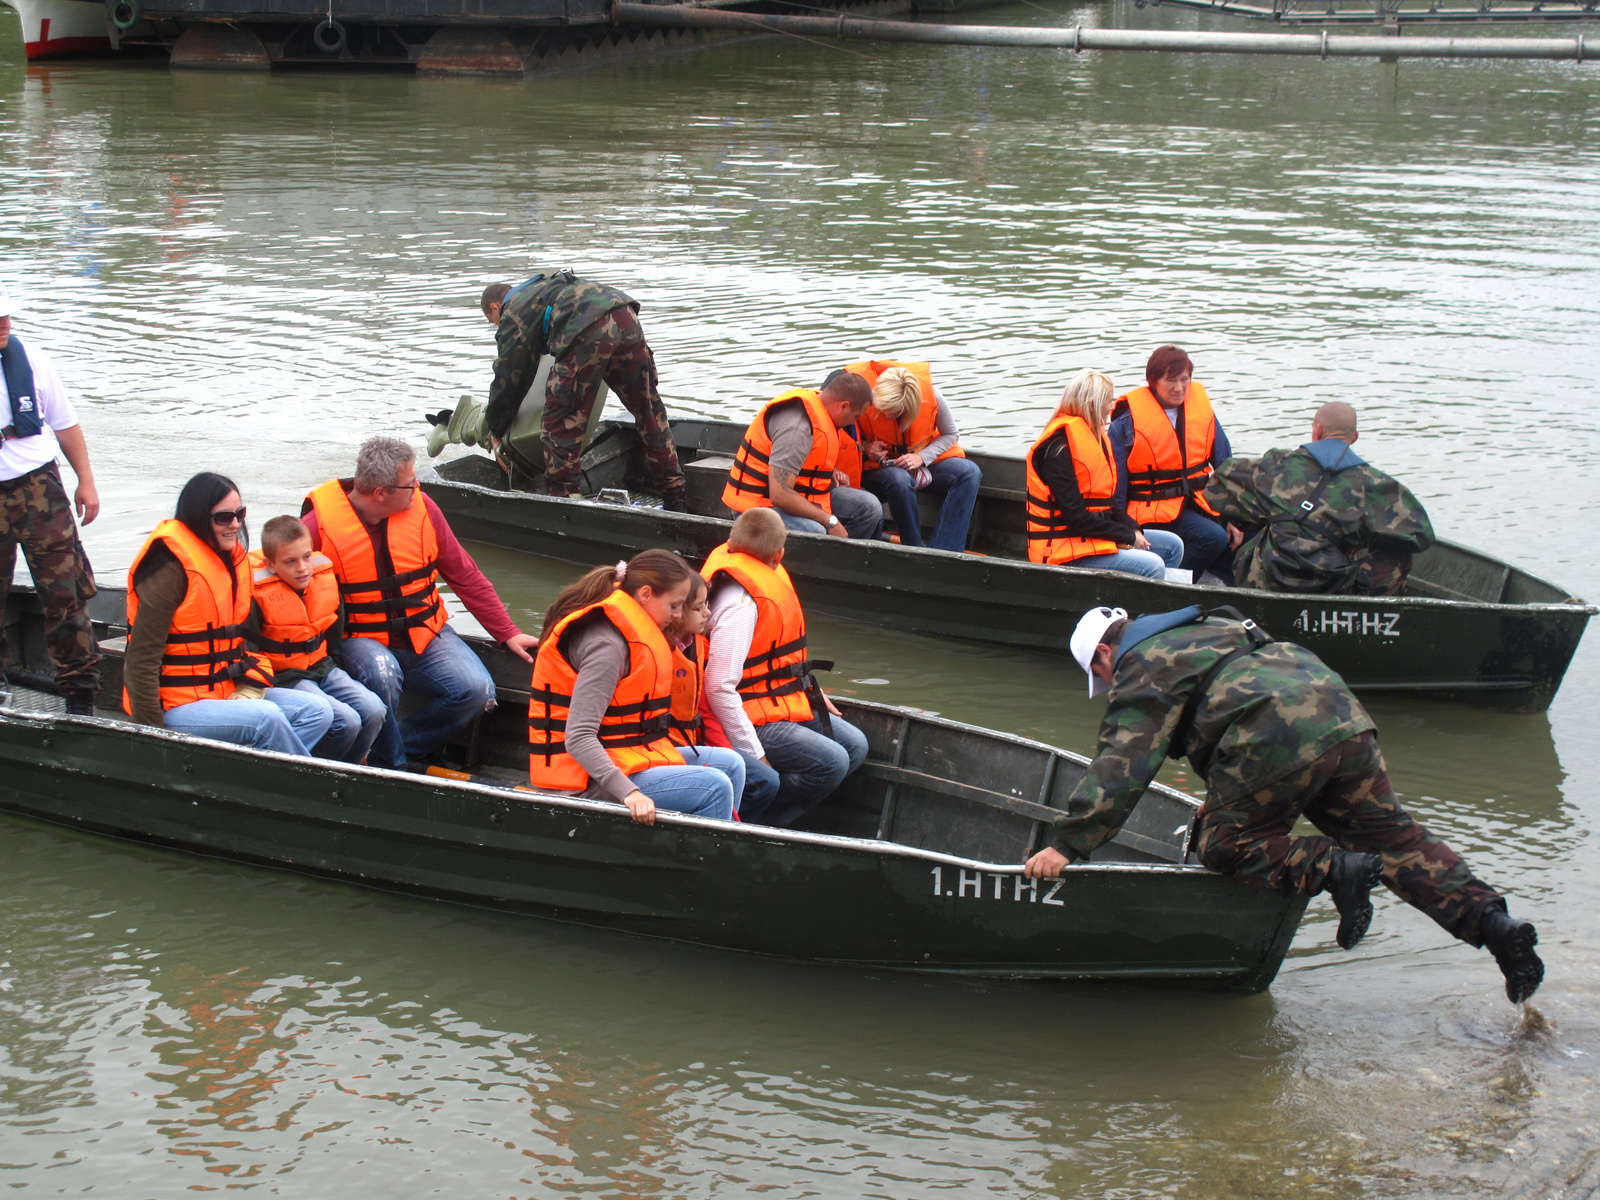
[0,281,102,715]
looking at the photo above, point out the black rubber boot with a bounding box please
[661,487,690,514]
[64,690,96,717]
[1481,909,1543,1004]
[1325,850,1384,950]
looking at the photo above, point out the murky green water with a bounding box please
[3,8,1599,1194]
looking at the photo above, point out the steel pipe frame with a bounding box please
[612,1,1597,59]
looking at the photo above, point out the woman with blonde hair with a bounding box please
[1022,369,1184,578]
[846,360,983,553]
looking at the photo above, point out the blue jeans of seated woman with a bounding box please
[1144,504,1231,579]
[162,688,333,757]
[629,744,742,820]
[750,713,868,828]
[1074,529,1185,579]
[292,667,387,763]
[340,626,497,769]
[861,456,983,552]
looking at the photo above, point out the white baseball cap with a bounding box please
[0,281,13,318]
[1070,606,1128,698]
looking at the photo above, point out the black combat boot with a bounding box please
[1325,850,1384,950]
[661,487,690,514]
[64,690,97,717]
[1481,909,1543,1004]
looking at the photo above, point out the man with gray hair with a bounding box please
[301,436,539,769]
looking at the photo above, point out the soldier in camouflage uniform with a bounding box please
[1023,604,1544,1004]
[471,272,687,508]
[0,282,101,716]
[1202,401,1434,595]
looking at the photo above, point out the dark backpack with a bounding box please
[1251,464,1361,594]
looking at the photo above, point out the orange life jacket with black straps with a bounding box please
[527,589,685,790]
[123,520,273,713]
[246,549,340,673]
[1117,383,1220,524]
[305,479,449,653]
[723,389,841,516]
[1025,414,1122,566]
[843,360,967,471]
[667,632,707,747]
[700,544,816,727]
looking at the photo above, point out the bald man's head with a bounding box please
[1313,402,1358,445]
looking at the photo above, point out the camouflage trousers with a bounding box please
[0,462,101,693]
[543,306,685,497]
[1195,731,1503,946]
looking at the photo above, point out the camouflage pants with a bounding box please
[0,462,101,693]
[543,306,685,497]
[1195,732,1503,946]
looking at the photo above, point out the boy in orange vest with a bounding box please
[702,508,863,827]
[244,515,387,763]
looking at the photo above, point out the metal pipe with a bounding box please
[612,2,1598,59]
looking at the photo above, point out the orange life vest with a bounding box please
[723,389,841,516]
[1025,414,1122,566]
[844,360,967,470]
[123,519,272,712]
[246,550,340,673]
[667,632,708,747]
[527,589,685,790]
[835,428,864,490]
[1117,383,1220,523]
[701,544,814,727]
[306,479,449,653]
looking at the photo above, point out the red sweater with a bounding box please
[301,491,522,645]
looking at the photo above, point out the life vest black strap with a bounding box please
[164,623,247,644]
[743,634,807,669]
[251,630,329,655]
[337,560,439,596]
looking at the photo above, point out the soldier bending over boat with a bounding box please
[1202,401,1435,595]
[1023,604,1544,1004]
[430,272,688,509]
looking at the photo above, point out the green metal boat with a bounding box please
[0,584,1305,992]
[425,416,1595,712]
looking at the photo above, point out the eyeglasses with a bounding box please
[385,483,418,495]
[210,507,248,527]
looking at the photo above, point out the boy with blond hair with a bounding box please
[244,515,387,763]
[700,508,865,826]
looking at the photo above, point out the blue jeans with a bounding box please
[629,745,742,820]
[293,667,387,764]
[735,748,781,815]
[1074,529,1185,579]
[777,486,885,541]
[860,456,983,552]
[340,626,497,770]
[750,713,868,827]
[162,688,333,757]
[1145,505,1231,578]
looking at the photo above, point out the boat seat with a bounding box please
[684,454,737,518]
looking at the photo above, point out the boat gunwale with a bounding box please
[0,694,1207,878]
[424,464,1599,618]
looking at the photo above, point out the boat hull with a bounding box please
[0,706,1305,992]
[425,421,1592,712]
[0,0,112,58]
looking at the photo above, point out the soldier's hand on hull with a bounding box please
[1023,847,1070,879]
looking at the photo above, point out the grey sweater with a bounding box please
[560,619,641,803]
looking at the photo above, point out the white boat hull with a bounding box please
[0,0,112,59]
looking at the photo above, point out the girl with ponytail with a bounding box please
[528,549,746,824]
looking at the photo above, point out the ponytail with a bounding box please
[540,548,696,635]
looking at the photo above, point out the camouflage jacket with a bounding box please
[1051,614,1375,861]
[1202,440,1435,595]
[484,271,637,438]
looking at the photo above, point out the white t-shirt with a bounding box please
[704,581,764,758]
[1,339,79,482]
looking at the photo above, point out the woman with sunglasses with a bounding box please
[122,472,333,755]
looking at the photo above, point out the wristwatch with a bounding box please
[825,515,840,529]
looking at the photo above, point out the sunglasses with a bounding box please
[210,507,248,527]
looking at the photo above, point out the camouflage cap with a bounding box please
[1071,606,1127,698]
